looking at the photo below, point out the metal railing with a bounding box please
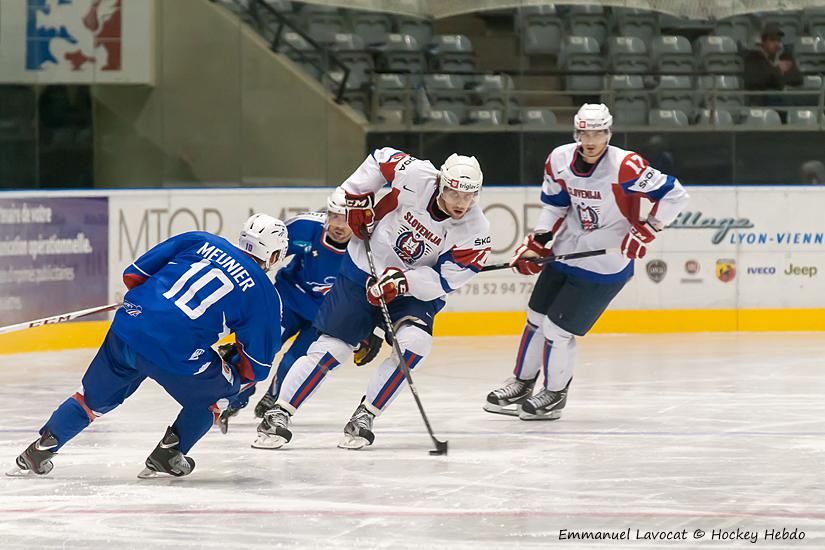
[368,69,825,131]
[215,0,352,102]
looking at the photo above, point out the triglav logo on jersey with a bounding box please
[576,204,600,231]
[394,231,427,264]
[716,259,736,282]
[123,301,142,317]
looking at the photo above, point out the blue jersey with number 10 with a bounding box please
[111,231,282,381]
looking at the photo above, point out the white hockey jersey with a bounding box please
[340,148,491,302]
[536,142,689,281]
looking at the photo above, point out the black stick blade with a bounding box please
[429,440,449,456]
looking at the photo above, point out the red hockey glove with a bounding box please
[509,232,553,275]
[345,192,375,239]
[366,267,408,307]
[621,222,657,259]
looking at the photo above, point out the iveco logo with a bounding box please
[746,267,776,275]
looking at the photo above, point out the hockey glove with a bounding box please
[366,267,408,307]
[217,342,238,364]
[621,222,657,259]
[354,330,384,366]
[219,383,256,434]
[509,232,553,275]
[345,192,375,239]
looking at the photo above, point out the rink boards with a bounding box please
[2,185,824,352]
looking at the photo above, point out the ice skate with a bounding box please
[337,403,375,450]
[484,376,537,416]
[251,405,292,449]
[137,426,195,479]
[254,392,278,419]
[518,384,569,421]
[6,431,58,477]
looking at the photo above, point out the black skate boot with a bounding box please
[338,400,376,450]
[484,376,537,416]
[254,392,278,419]
[251,405,292,450]
[6,430,59,477]
[519,380,571,421]
[138,426,196,479]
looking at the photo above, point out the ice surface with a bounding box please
[1,334,824,548]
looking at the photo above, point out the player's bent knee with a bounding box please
[526,307,544,328]
[307,334,352,366]
[395,324,432,359]
[541,317,573,343]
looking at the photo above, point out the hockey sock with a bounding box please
[541,318,576,391]
[512,309,545,380]
[40,393,96,451]
[172,407,214,454]
[367,324,429,412]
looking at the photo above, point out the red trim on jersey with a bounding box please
[374,187,400,222]
[72,392,97,422]
[452,247,491,271]
[234,343,256,383]
[611,184,642,224]
[123,273,146,289]
[544,155,558,183]
[379,152,409,183]
[320,228,347,254]
[618,152,650,185]
[569,147,607,177]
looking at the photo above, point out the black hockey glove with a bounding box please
[217,342,238,364]
[354,330,383,366]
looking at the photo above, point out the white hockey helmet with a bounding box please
[326,186,347,215]
[239,213,289,271]
[439,153,483,195]
[573,103,613,143]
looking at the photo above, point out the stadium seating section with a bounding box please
[216,0,825,128]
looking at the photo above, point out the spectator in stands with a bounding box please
[743,22,803,111]
[800,160,825,184]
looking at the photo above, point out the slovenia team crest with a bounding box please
[394,231,426,264]
[576,204,600,231]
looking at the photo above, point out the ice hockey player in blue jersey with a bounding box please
[7,214,288,479]
[218,189,374,431]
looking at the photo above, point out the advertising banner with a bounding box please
[0,196,109,326]
[107,186,825,313]
[0,0,153,84]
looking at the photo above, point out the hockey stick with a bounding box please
[480,247,619,273]
[0,303,121,335]
[361,229,448,456]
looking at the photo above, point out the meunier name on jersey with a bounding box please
[196,241,256,292]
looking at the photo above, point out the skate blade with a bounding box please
[518,410,563,421]
[5,466,36,477]
[251,433,287,450]
[137,467,162,479]
[483,402,520,417]
[337,434,369,450]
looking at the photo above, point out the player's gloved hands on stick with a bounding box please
[509,232,553,275]
[354,330,384,366]
[366,267,408,307]
[345,192,375,239]
[621,221,658,259]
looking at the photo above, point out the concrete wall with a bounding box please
[92,0,367,187]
